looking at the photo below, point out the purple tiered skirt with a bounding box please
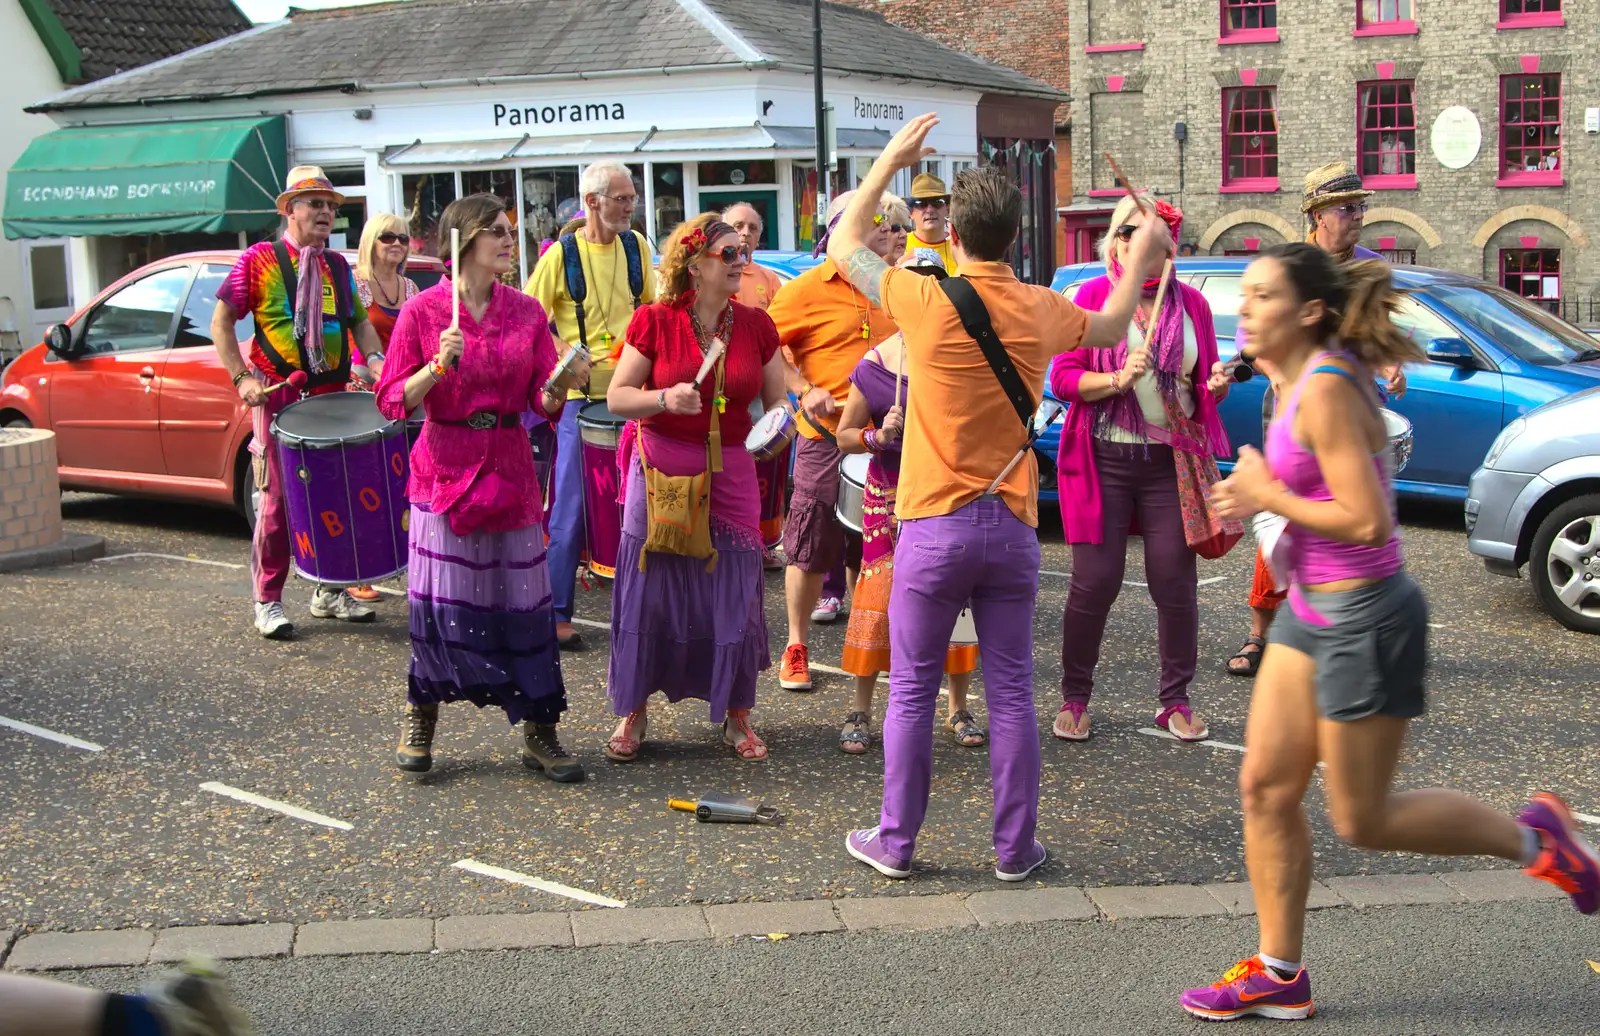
[406,505,567,725]
[607,450,770,723]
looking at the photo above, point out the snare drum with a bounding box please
[271,392,410,587]
[746,406,798,462]
[835,452,869,534]
[1380,407,1413,475]
[577,400,625,579]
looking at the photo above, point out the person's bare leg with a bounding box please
[1319,714,1525,860]
[785,566,826,646]
[1239,645,1321,964]
[0,973,107,1036]
[947,671,971,717]
[1251,605,1276,640]
[851,675,875,715]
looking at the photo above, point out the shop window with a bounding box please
[1499,0,1563,28]
[401,173,458,258]
[651,163,686,244]
[698,161,776,188]
[517,167,581,273]
[1356,0,1415,33]
[981,137,1055,284]
[1358,81,1417,187]
[457,170,520,284]
[1501,248,1560,311]
[1220,0,1278,43]
[1499,73,1562,185]
[1222,87,1279,190]
[791,162,854,254]
[1379,247,1418,264]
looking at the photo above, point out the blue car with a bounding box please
[753,250,824,282]
[1033,258,1600,505]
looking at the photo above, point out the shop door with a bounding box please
[20,238,74,346]
[696,189,781,250]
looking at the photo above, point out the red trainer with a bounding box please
[779,643,812,691]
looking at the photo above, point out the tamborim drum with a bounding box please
[1380,408,1413,476]
[271,391,410,587]
[577,400,625,579]
[835,452,869,534]
[746,406,798,462]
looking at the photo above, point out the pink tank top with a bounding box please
[1264,351,1404,598]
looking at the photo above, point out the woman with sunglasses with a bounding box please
[603,212,791,763]
[375,193,591,778]
[880,193,913,266]
[1049,193,1232,743]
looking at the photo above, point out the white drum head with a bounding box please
[839,451,871,487]
[1380,408,1411,438]
[746,406,792,449]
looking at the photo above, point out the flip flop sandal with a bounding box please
[839,712,872,754]
[1226,636,1267,677]
[724,709,768,761]
[1155,704,1210,742]
[946,709,987,747]
[1053,702,1091,742]
[604,710,647,762]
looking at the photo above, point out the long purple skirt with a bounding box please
[407,505,567,725]
[607,462,770,723]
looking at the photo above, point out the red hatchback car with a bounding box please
[0,249,444,526]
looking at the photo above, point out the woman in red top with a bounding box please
[604,213,789,762]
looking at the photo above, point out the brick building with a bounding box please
[1064,0,1598,320]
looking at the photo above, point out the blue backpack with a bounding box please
[558,230,644,349]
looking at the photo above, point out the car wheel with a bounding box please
[1,415,31,429]
[1529,494,1600,635]
[236,450,260,532]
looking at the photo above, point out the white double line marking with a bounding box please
[453,858,625,908]
[93,552,244,570]
[0,715,104,751]
[200,782,353,831]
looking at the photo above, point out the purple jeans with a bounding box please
[1060,440,1197,708]
[878,496,1041,867]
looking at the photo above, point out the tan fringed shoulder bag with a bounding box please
[637,351,724,571]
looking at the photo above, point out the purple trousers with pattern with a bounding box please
[877,496,1042,867]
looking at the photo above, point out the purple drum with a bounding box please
[577,400,624,580]
[272,392,409,587]
[528,416,558,519]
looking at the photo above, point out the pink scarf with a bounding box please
[292,243,330,373]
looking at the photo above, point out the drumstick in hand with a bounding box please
[263,369,309,397]
[446,228,462,370]
[692,337,726,390]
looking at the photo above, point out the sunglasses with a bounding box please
[295,198,337,211]
[1114,224,1139,242]
[472,225,515,241]
[707,244,749,264]
[1329,203,1368,218]
[887,223,912,234]
[376,232,407,245]
[911,197,950,209]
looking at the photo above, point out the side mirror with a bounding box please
[1425,336,1477,368]
[44,323,74,357]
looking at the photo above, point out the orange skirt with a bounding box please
[1250,545,1287,610]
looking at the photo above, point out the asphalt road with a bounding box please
[46,900,1600,1035]
[1,493,1596,932]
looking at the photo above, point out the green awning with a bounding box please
[4,116,287,239]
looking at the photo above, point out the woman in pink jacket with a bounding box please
[1049,195,1232,742]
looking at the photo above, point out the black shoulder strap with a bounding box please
[620,231,644,307]
[263,241,302,379]
[938,276,1033,435]
[559,233,588,348]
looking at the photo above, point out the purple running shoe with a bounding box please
[1180,957,1314,1022]
[1519,792,1600,915]
[845,827,912,879]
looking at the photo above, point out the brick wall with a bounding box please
[0,429,63,554]
[1063,0,1599,303]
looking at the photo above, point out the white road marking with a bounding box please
[571,617,611,630]
[0,715,104,752]
[1139,726,1247,753]
[1042,570,1225,589]
[452,858,626,908]
[200,782,354,831]
[93,552,245,570]
[373,586,405,598]
[1575,811,1600,826]
[1428,623,1445,630]
[1039,569,1071,579]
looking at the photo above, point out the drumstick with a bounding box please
[449,228,461,330]
[263,369,309,397]
[985,401,1063,495]
[1102,153,1151,216]
[692,337,726,390]
[893,336,905,413]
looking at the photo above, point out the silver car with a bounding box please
[1467,385,1600,633]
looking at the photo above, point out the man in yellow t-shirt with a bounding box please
[524,160,656,648]
[905,173,955,273]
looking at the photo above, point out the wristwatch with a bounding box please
[657,389,667,411]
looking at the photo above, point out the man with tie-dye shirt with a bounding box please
[212,165,387,640]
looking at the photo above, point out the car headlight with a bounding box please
[1482,417,1525,470]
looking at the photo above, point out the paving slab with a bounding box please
[965,887,1098,926]
[836,894,975,932]
[1200,880,1346,916]
[151,923,294,962]
[1086,884,1229,920]
[1324,873,1463,907]
[294,919,435,957]
[570,906,709,947]
[435,913,573,951]
[5,929,153,970]
[1435,869,1565,903]
[703,899,843,938]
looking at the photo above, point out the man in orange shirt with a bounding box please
[830,114,1165,880]
[767,192,898,690]
[724,201,784,310]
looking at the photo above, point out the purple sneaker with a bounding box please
[1519,792,1600,915]
[996,840,1048,882]
[845,827,911,879]
[1180,957,1314,1022]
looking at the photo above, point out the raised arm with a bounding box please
[829,113,940,304]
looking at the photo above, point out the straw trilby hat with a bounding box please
[275,165,346,214]
[910,173,949,200]
[1300,161,1374,214]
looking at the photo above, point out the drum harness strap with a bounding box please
[260,241,356,391]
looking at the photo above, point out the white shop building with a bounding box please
[5,0,1065,302]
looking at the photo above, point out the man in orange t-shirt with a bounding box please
[828,114,1165,881]
[766,192,898,692]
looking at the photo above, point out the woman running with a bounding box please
[1181,242,1597,1022]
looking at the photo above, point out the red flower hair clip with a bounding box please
[680,226,709,251]
[1154,200,1184,239]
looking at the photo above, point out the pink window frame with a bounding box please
[1084,42,1146,53]
[1497,72,1563,187]
[1357,79,1419,189]
[1497,0,1564,29]
[1219,0,1279,44]
[1353,0,1417,35]
[1221,86,1280,192]
[1499,248,1561,307]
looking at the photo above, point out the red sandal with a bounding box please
[605,709,647,762]
[723,708,768,761]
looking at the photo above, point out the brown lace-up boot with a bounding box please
[521,722,585,782]
[397,703,438,772]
